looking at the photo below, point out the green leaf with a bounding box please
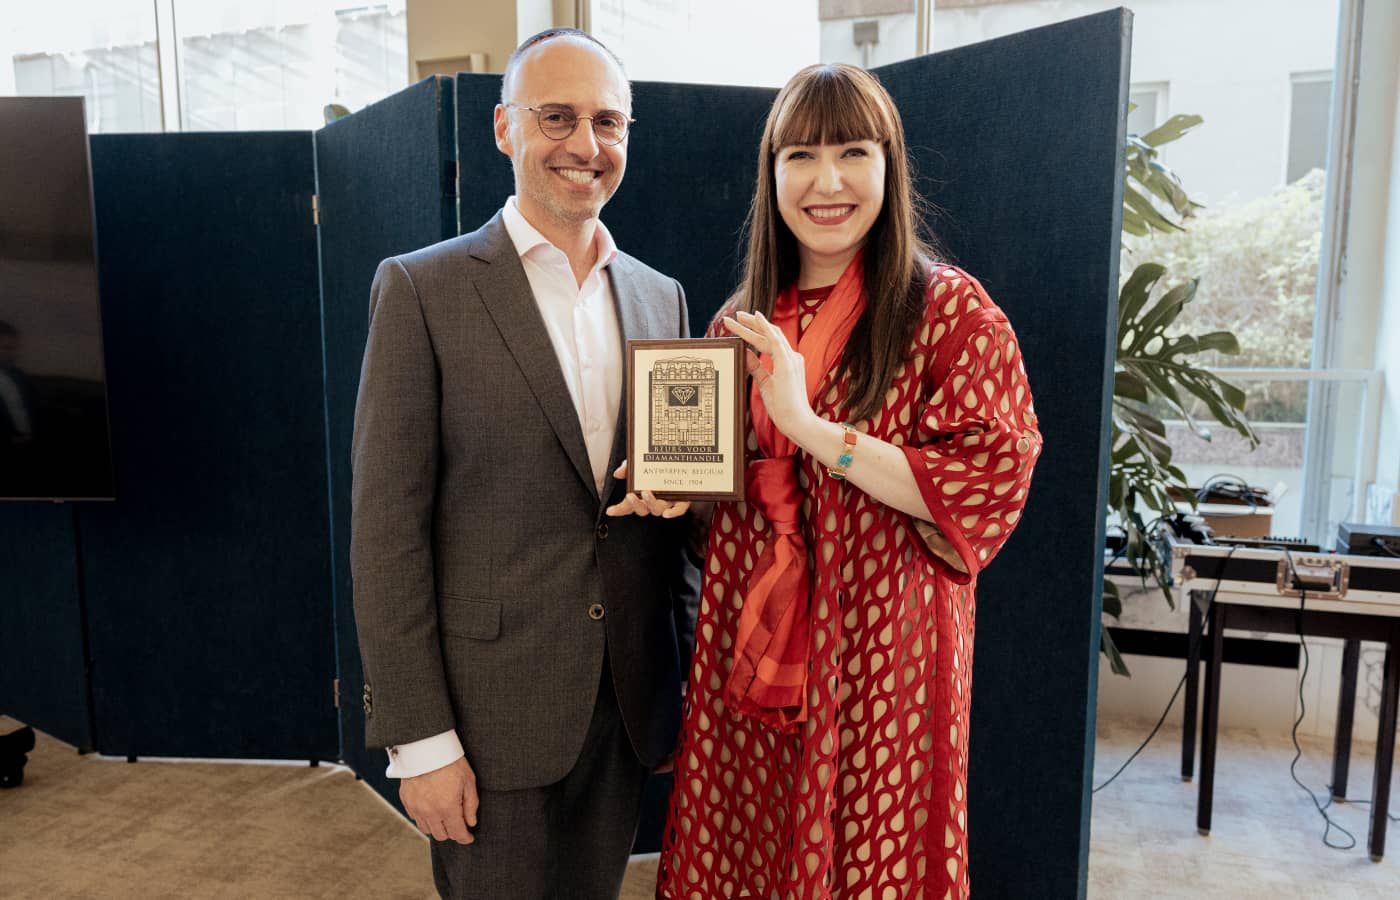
[1115,370,1150,403]
[1141,113,1204,148]
[1124,186,1185,234]
[1103,580,1123,619]
[1101,627,1131,677]
[1118,263,1167,334]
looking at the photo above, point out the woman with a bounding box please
[649,63,1040,899]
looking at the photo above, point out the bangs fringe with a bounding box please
[769,65,893,149]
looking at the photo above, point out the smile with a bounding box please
[805,205,856,225]
[554,167,600,185]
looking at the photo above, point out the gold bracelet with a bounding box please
[826,424,858,481]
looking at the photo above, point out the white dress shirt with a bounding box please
[385,199,624,779]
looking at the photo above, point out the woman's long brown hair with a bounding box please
[735,63,941,423]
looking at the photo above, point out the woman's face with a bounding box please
[775,139,886,280]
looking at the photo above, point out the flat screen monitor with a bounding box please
[0,96,114,500]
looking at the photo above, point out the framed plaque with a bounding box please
[626,337,746,502]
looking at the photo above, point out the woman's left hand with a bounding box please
[723,310,815,439]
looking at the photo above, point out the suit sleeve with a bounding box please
[350,258,458,749]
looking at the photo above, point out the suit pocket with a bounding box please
[439,594,501,640]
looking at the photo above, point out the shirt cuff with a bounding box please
[385,729,464,779]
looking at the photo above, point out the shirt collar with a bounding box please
[502,195,619,273]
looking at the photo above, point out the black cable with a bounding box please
[1195,473,1268,510]
[1093,546,1237,794]
[1281,547,1358,851]
[1372,537,1400,558]
[1092,672,1187,794]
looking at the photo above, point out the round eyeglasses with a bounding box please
[507,104,633,146]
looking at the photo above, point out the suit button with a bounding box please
[587,603,605,621]
[596,523,609,540]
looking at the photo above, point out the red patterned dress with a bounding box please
[657,265,1041,900]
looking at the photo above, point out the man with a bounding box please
[350,28,698,900]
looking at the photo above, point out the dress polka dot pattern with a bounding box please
[657,266,1041,900]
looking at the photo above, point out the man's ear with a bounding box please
[493,105,512,157]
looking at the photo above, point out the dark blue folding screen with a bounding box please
[76,133,337,759]
[875,11,1129,898]
[315,76,458,802]
[0,504,90,749]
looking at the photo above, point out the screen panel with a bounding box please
[876,10,1130,898]
[315,75,459,801]
[79,132,337,760]
[0,503,90,749]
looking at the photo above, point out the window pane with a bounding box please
[1287,73,1332,183]
[1168,378,1366,544]
[593,0,822,86]
[335,6,408,113]
[935,1,1343,544]
[1126,83,1165,137]
[2,2,162,133]
[173,1,407,131]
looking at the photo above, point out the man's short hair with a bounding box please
[499,28,629,107]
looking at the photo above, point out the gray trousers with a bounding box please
[430,654,650,900]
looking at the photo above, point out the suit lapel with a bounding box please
[600,256,662,503]
[469,213,597,500]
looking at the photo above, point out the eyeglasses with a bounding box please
[506,104,634,146]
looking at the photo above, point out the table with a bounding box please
[1172,544,1400,861]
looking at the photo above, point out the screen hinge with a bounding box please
[312,193,320,226]
[332,677,340,708]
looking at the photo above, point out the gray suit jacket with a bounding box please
[350,212,699,790]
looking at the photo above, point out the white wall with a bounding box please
[405,0,523,76]
[820,12,919,68]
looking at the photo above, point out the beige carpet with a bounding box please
[3,714,1394,898]
[0,717,435,899]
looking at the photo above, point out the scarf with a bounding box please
[725,252,867,733]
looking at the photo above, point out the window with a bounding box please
[3,1,408,132]
[2,1,162,133]
[1287,71,1332,183]
[1127,82,1167,138]
[592,0,822,87]
[932,0,1352,542]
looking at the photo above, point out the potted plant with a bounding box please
[1102,111,1260,676]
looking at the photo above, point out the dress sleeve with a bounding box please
[901,308,1041,583]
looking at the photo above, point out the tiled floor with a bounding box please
[625,719,1398,898]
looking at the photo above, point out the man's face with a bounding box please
[0,336,17,370]
[494,39,630,231]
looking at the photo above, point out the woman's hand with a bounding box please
[722,310,817,440]
[605,461,691,518]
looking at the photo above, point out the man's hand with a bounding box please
[400,755,479,845]
[606,461,691,518]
